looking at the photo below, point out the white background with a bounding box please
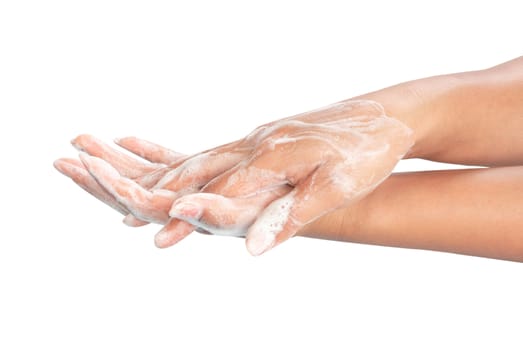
[1,1,521,349]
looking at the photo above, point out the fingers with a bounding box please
[202,136,324,197]
[245,166,346,256]
[154,219,195,248]
[53,158,129,215]
[115,136,185,165]
[153,149,248,193]
[79,153,176,224]
[136,166,173,188]
[154,186,289,249]
[168,187,289,237]
[72,134,164,178]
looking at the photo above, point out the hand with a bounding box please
[161,100,414,255]
[54,135,184,226]
[55,100,413,255]
[54,135,286,243]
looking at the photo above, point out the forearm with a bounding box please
[301,166,523,262]
[357,56,523,165]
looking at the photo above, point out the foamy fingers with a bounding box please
[115,136,185,165]
[53,158,129,215]
[72,134,164,178]
[79,153,176,224]
[168,186,289,238]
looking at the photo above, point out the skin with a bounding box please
[300,167,523,262]
[359,56,523,165]
[62,100,415,256]
[54,56,523,261]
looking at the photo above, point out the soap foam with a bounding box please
[250,192,295,240]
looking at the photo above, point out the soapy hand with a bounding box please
[54,134,289,243]
[54,100,413,255]
[162,100,414,255]
[54,135,185,226]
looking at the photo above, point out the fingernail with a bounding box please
[123,214,147,227]
[70,137,84,151]
[169,202,203,219]
[113,137,122,144]
[53,159,78,177]
[154,229,170,248]
[246,232,275,256]
[122,214,135,226]
[53,159,67,174]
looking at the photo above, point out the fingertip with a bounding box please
[245,232,275,256]
[54,158,83,177]
[154,229,171,248]
[154,220,194,248]
[244,192,297,255]
[114,136,136,147]
[53,159,66,173]
[169,201,203,220]
[70,136,81,150]
[71,134,92,151]
[123,214,149,227]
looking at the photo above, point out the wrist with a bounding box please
[354,73,468,160]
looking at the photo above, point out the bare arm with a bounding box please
[302,166,523,262]
[359,56,523,165]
